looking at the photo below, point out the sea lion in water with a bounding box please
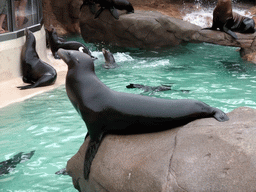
[126,83,172,92]
[0,151,35,176]
[126,83,190,94]
[102,48,119,69]
[46,26,96,60]
[57,49,229,180]
[204,0,255,39]
[17,29,57,90]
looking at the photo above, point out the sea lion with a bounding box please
[0,151,35,176]
[204,0,255,39]
[102,48,119,69]
[46,26,96,60]
[126,83,190,94]
[126,83,172,92]
[17,29,57,90]
[80,0,97,14]
[57,49,229,180]
[81,0,134,19]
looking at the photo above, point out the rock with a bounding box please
[66,107,256,191]
[42,0,82,35]
[80,6,256,62]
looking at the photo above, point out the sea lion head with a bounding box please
[102,48,116,65]
[58,49,95,72]
[24,28,36,48]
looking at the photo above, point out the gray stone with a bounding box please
[66,107,256,191]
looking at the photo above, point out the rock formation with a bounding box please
[80,5,256,61]
[67,107,256,191]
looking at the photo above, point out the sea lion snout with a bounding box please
[58,49,71,64]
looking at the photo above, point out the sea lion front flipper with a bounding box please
[223,19,238,39]
[109,7,119,20]
[84,133,105,180]
[95,7,105,19]
[212,108,229,122]
[89,4,97,14]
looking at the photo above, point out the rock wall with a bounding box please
[42,0,82,35]
[67,107,256,191]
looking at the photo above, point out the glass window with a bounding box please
[14,0,39,31]
[0,0,43,41]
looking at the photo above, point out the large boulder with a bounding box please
[66,107,256,191]
[80,6,256,61]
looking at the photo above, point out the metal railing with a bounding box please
[0,0,43,42]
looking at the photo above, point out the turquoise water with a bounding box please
[1,36,256,191]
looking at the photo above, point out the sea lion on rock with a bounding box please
[17,29,57,90]
[81,0,134,20]
[57,49,229,180]
[46,26,96,60]
[204,0,255,39]
[80,0,97,14]
[102,48,119,69]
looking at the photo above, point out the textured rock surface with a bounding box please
[66,107,256,191]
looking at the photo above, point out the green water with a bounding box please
[1,38,256,191]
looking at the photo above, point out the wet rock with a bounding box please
[66,107,256,191]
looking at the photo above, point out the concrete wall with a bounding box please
[0,26,48,82]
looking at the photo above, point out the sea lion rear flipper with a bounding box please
[17,74,56,90]
[84,133,105,180]
[109,8,119,20]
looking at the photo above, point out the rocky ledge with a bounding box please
[66,107,256,191]
[80,6,256,62]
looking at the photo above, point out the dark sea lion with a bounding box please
[102,48,119,69]
[126,83,172,92]
[17,29,57,90]
[46,26,96,60]
[204,0,255,39]
[80,0,97,13]
[126,83,190,94]
[57,49,229,180]
[0,151,35,176]
[87,0,134,19]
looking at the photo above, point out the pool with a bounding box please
[1,37,256,191]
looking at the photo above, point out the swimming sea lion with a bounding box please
[0,151,35,176]
[204,0,255,39]
[46,26,96,60]
[126,83,172,92]
[17,29,57,90]
[57,49,229,180]
[102,48,119,69]
[126,83,190,94]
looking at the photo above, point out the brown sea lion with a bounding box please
[204,0,255,39]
